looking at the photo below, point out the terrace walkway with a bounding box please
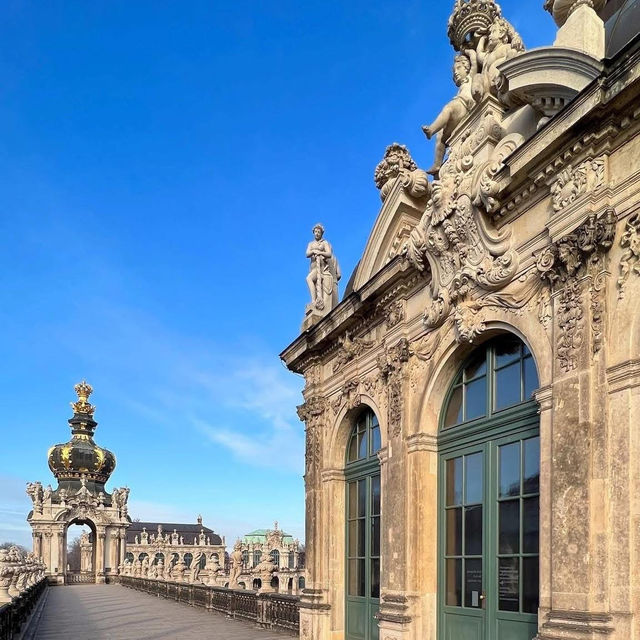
[32,584,291,640]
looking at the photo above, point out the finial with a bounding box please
[71,380,96,416]
[274,520,278,531]
[197,514,202,525]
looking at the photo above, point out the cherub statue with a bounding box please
[422,52,478,176]
[473,17,524,101]
[306,224,341,314]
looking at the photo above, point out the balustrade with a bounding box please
[118,575,299,634]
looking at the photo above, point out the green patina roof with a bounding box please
[242,529,295,545]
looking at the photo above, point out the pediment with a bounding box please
[351,178,425,291]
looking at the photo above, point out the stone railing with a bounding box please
[118,575,299,634]
[0,578,47,640]
[0,547,47,605]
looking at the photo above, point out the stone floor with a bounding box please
[32,584,292,639]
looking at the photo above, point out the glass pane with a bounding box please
[348,482,358,518]
[446,508,462,556]
[348,432,357,461]
[499,442,521,497]
[499,500,520,554]
[464,505,482,556]
[498,557,520,611]
[495,362,521,410]
[522,557,539,613]
[465,353,487,380]
[371,558,380,599]
[371,517,380,556]
[371,424,381,455]
[446,457,463,506]
[357,520,366,557]
[348,521,358,557]
[465,453,483,505]
[358,559,366,597]
[465,377,487,421]
[523,437,540,494]
[371,475,381,515]
[524,356,538,399]
[358,430,368,459]
[495,336,521,367]
[348,558,358,596]
[445,558,462,607]
[358,480,366,517]
[523,496,539,554]
[444,386,463,427]
[464,558,483,608]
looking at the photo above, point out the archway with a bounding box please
[253,578,262,590]
[270,576,279,592]
[64,519,97,584]
[438,334,540,640]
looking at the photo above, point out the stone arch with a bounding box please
[412,312,552,434]
[326,395,387,470]
[63,518,97,583]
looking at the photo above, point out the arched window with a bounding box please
[253,578,261,590]
[270,550,280,567]
[347,409,381,463]
[439,334,540,639]
[253,550,261,567]
[241,550,249,567]
[183,552,193,568]
[288,551,295,569]
[298,576,305,590]
[442,335,538,428]
[345,408,381,640]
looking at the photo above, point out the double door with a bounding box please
[439,428,540,640]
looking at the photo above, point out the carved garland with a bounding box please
[377,339,410,438]
[617,213,640,299]
[535,209,615,371]
[297,397,327,474]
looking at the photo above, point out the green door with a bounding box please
[438,336,540,640]
[346,409,381,640]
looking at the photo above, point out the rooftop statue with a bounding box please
[424,0,524,176]
[305,224,341,316]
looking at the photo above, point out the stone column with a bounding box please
[95,527,106,583]
[108,530,119,574]
[119,531,127,568]
[44,531,53,575]
[56,528,65,580]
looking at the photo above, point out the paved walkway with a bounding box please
[33,584,291,640]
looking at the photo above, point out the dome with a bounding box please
[47,381,116,494]
[605,0,640,58]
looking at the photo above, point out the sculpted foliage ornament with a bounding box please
[374,143,430,202]
[332,331,375,373]
[377,339,410,437]
[536,209,615,370]
[550,157,605,212]
[408,125,519,330]
[297,396,327,473]
[617,213,640,299]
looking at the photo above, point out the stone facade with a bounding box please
[281,2,640,639]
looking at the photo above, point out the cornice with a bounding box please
[606,359,640,394]
[406,433,438,454]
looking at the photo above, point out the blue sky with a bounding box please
[0,1,554,548]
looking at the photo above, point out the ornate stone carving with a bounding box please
[383,300,405,330]
[617,212,640,299]
[551,157,605,212]
[330,379,361,415]
[377,339,410,437]
[408,124,519,330]
[536,209,615,370]
[453,300,486,343]
[332,332,374,373]
[297,396,327,473]
[374,143,430,202]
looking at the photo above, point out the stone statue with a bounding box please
[141,556,149,577]
[207,554,221,586]
[423,51,478,175]
[191,551,204,583]
[255,552,276,592]
[544,0,606,26]
[26,482,43,513]
[156,558,164,579]
[472,17,523,100]
[306,224,340,314]
[42,485,52,503]
[171,530,179,545]
[198,529,206,545]
[134,535,139,545]
[141,528,148,544]
[229,541,243,588]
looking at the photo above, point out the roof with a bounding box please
[242,528,295,545]
[126,521,223,545]
[605,0,640,58]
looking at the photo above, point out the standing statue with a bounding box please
[171,530,179,545]
[423,52,478,175]
[191,551,204,583]
[306,224,341,314]
[42,485,52,503]
[141,556,150,577]
[229,541,243,589]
